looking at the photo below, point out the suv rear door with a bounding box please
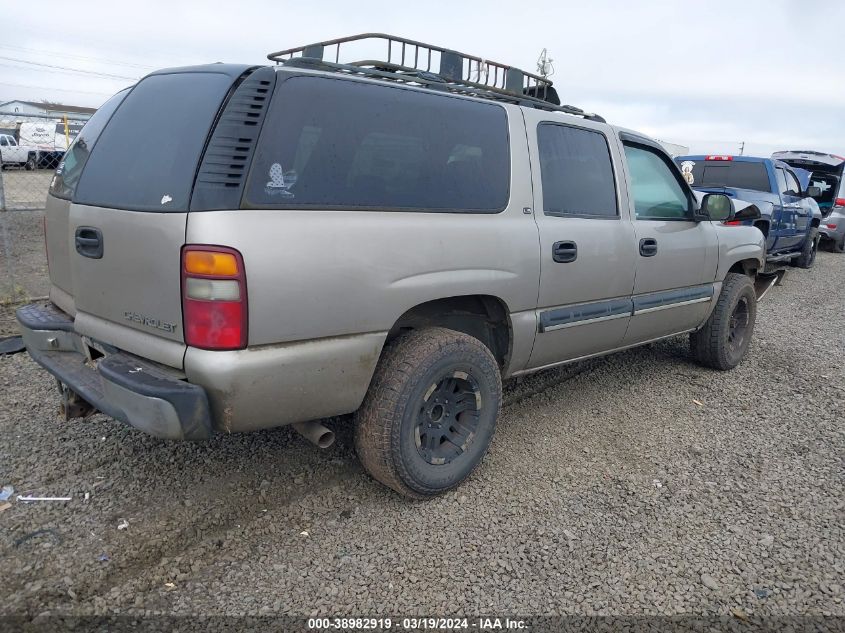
[46,67,248,368]
[521,110,636,369]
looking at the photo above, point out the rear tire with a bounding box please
[690,273,757,370]
[793,228,819,269]
[24,156,36,171]
[355,327,502,499]
[833,236,845,254]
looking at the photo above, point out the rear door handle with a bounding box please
[552,240,577,263]
[75,226,103,259]
[639,238,658,257]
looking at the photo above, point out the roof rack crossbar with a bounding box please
[266,33,602,121]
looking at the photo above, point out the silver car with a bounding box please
[17,34,765,498]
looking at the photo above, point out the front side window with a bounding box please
[245,77,510,212]
[624,144,691,220]
[537,123,618,217]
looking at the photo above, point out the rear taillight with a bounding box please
[834,198,845,208]
[706,155,733,161]
[825,223,838,230]
[724,220,743,226]
[181,245,247,350]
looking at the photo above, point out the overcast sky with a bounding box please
[2,0,843,157]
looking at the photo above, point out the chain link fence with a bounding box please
[1,112,84,308]
[1,111,85,209]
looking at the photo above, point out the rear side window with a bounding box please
[74,72,234,212]
[775,168,789,195]
[50,89,128,200]
[537,123,617,217]
[679,160,771,191]
[245,77,510,212]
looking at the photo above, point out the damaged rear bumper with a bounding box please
[16,303,212,440]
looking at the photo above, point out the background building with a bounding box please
[0,100,96,121]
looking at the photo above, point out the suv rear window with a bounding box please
[245,77,510,212]
[74,72,234,212]
[678,160,770,192]
[49,89,128,200]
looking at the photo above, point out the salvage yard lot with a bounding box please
[0,214,843,619]
[0,170,53,210]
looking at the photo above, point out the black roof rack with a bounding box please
[267,33,604,122]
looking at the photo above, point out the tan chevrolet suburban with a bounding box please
[17,34,765,498]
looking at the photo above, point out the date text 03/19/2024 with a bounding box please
[306,617,528,630]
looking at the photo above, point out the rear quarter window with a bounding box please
[244,76,510,212]
[74,72,234,212]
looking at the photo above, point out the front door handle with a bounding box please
[552,240,577,263]
[75,226,103,259]
[639,237,658,257]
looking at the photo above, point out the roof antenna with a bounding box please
[537,48,554,79]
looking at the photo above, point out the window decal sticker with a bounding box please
[680,161,695,185]
[265,162,296,198]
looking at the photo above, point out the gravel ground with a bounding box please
[0,251,843,626]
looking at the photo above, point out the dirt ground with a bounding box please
[0,170,52,211]
[0,214,843,628]
[0,208,49,335]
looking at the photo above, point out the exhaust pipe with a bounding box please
[292,421,335,449]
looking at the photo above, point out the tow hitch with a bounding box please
[754,269,786,302]
[56,380,97,419]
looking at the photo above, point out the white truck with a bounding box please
[0,133,37,170]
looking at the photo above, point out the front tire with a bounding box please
[690,273,757,370]
[793,228,819,268]
[355,327,502,499]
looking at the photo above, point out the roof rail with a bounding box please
[267,33,604,122]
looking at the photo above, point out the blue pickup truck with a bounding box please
[675,155,822,269]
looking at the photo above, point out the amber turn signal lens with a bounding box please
[184,250,239,276]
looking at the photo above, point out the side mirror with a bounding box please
[806,185,821,198]
[700,193,734,222]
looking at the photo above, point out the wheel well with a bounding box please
[387,295,512,369]
[728,259,759,277]
[811,217,820,228]
[753,219,770,239]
